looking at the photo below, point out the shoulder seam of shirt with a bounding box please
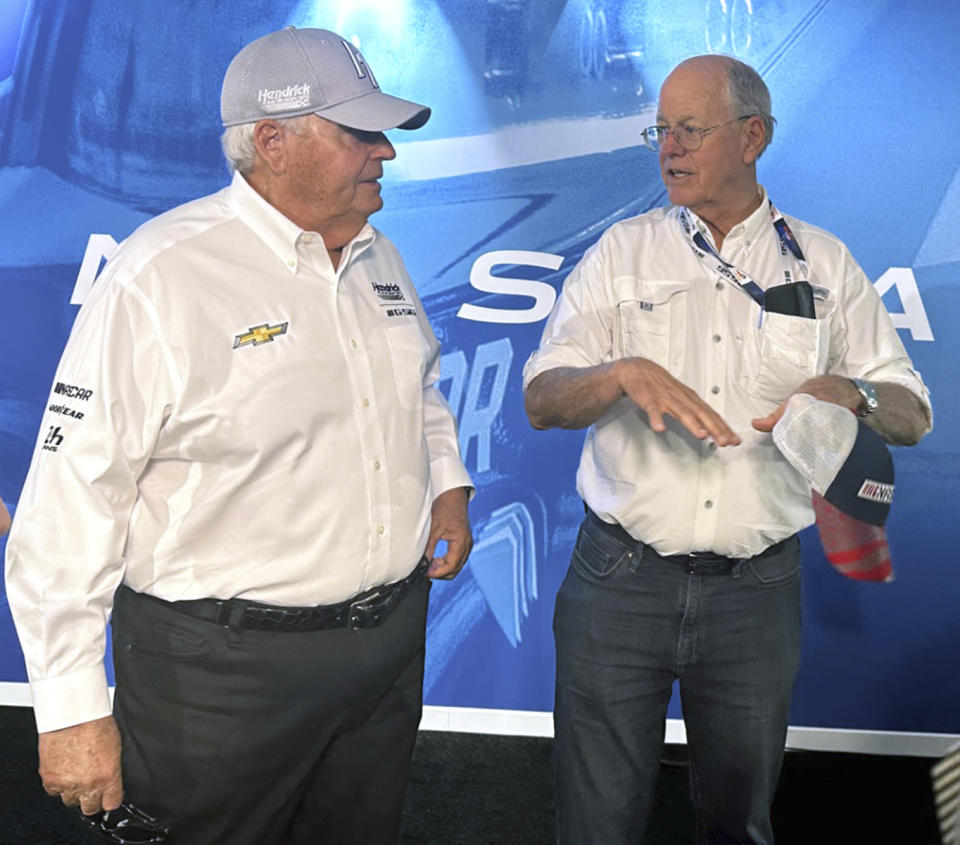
[107,193,238,285]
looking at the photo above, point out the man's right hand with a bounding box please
[525,358,740,445]
[615,358,741,446]
[38,715,123,815]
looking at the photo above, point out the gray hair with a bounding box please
[220,115,312,173]
[724,57,776,156]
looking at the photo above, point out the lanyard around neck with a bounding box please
[679,201,809,308]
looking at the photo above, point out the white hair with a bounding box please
[724,57,776,157]
[220,115,313,173]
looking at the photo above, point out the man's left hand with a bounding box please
[425,487,473,580]
[751,375,860,432]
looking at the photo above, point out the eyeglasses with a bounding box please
[79,802,170,844]
[642,115,754,152]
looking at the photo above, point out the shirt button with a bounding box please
[377,524,385,535]
[712,334,721,343]
[715,282,724,291]
[287,259,295,268]
[711,385,720,394]
[374,460,381,470]
[705,500,714,509]
[362,398,370,408]
[708,442,718,451]
[350,339,358,349]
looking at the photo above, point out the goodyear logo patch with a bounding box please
[233,322,289,349]
[48,403,85,420]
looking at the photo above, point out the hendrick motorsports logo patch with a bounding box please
[372,282,405,302]
[233,322,289,349]
[258,83,310,112]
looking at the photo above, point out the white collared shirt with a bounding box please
[523,187,931,559]
[5,171,471,732]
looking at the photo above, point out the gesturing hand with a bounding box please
[616,358,741,446]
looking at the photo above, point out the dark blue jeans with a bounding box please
[554,513,802,845]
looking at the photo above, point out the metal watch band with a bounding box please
[850,377,878,417]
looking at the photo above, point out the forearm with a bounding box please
[757,374,931,446]
[524,363,624,430]
[868,382,930,446]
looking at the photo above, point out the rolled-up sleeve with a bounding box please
[826,246,932,431]
[522,238,617,389]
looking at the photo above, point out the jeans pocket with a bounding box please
[743,538,802,586]
[117,616,214,659]
[570,519,636,582]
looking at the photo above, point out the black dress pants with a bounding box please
[111,577,430,845]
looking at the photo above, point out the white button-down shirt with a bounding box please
[523,188,930,559]
[5,171,471,732]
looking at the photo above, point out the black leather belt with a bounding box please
[585,510,791,573]
[162,558,428,632]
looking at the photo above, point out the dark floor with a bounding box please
[0,706,942,844]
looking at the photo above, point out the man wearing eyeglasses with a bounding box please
[523,55,931,844]
[5,27,472,845]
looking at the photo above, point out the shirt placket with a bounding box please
[331,254,393,589]
[689,228,748,551]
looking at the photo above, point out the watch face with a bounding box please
[852,379,878,416]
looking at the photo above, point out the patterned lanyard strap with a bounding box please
[679,200,809,308]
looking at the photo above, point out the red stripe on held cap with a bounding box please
[812,492,893,582]
[824,539,889,565]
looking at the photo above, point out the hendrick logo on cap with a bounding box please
[257,83,311,112]
[857,479,894,505]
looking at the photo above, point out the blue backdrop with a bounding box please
[1,0,957,742]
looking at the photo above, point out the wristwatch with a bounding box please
[849,377,878,417]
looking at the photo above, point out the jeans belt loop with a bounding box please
[213,600,246,632]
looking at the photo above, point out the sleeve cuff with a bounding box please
[29,665,113,734]
[430,456,474,503]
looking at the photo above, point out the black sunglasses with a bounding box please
[80,802,170,844]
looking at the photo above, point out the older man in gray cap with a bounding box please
[5,26,472,844]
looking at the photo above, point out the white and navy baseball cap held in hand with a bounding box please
[772,393,895,582]
[221,26,430,131]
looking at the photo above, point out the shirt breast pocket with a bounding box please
[614,280,689,374]
[385,323,428,412]
[747,312,827,404]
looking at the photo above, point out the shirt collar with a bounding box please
[226,170,303,273]
[681,184,771,250]
[726,184,770,246]
[225,170,377,274]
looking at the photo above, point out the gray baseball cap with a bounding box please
[221,26,430,131]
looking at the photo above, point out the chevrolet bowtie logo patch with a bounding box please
[233,322,289,349]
